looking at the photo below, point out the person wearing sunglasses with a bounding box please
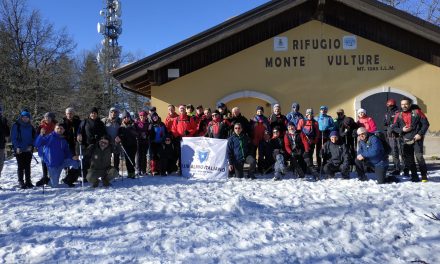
[227,123,256,179]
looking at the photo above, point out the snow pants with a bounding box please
[47,159,79,188]
[16,152,32,185]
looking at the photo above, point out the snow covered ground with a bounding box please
[1,157,439,264]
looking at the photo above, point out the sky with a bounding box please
[27,0,270,59]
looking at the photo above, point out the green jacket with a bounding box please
[84,144,114,172]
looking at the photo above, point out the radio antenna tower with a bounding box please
[97,0,122,107]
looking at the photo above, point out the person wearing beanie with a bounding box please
[81,135,119,187]
[102,107,122,173]
[134,110,149,176]
[355,127,390,184]
[90,107,99,115]
[11,109,36,189]
[286,102,304,128]
[77,107,106,181]
[383,98,403,176]
[35,123,80,188]
[250,106,270,159]
[206,110,231,139]
[60,107,82,187]
[334,108,358,166]
[0,105,10,188]
[217,102,232,121]
[35,112,57,187]
[321,130,350,179]
[297,108,321,179]
[357,108,377,133]
[148,112,167,175]
[269,104,288,138]
[117,110,138,178]
[164,105,179,133]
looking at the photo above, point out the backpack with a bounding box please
[302,120,316,139]
[374,131,391,156]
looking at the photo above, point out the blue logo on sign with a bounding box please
[198,149,210,163]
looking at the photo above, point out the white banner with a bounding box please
[181,137,228,179]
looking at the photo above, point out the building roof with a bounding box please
[112,0,440,97]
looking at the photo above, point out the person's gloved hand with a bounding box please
[16,148,21,154]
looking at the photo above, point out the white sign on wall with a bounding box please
[343,35,357,50]
[274,36,288,51]
[181,137,228,179]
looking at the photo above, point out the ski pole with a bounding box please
[120,150,124,181]
[32,153,39,164]
[79,144,84,189]
[120,145,134,167]
[319,133,324,180]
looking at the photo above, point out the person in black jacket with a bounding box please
[391,97,430,182]
[117,110,138,178]
[257,131,274,174]
[229,107,251,137]
[383,99,404,175]
[0,105,10,187]
[77,107,106,181]
[227,123,256,179]
[334,109,357,164]
[322,131,350,179]
[77,107,106,147]
[61,107,82,187]
[158,137,178,176]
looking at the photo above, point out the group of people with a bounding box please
[0,96,430,189]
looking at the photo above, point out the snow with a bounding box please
[1,157,439,263]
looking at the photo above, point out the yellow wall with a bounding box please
[152,20,440,131]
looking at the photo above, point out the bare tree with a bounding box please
[380,0,439,25]
[0,0,76,122]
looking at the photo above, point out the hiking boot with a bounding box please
[91,181,99,188]
[411,175,420,182]
[25,182,34,188]
[127,172,136,179]
[421,175,428,182]
[36,176,50,187]
[390,170,400,176]
[62,179,75,187]
[19,181,26,189]
[403,169,409,177]
[358,175,368,181]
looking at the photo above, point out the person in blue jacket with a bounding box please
[11,110,36,189]
[355,127,389,184]
[227,122,256,179]
[315,106,335,169]
[35,123,79,187]
[285,102,304,128]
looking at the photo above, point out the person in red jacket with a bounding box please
[297,108,321,179]
[284,122,306,178]
[35,112,57,186]
[357,108,377,133]
[164,104,179,132]
[250,106,270,159]
[171,104,198,174]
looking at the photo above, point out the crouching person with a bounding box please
[321,131,350,179]
[355,127,389,183]
[82,135,119,187]
[158,136,178,176]
[34,123,79,187]
[227,123,256,179]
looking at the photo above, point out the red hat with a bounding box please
[386,99,396,106]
